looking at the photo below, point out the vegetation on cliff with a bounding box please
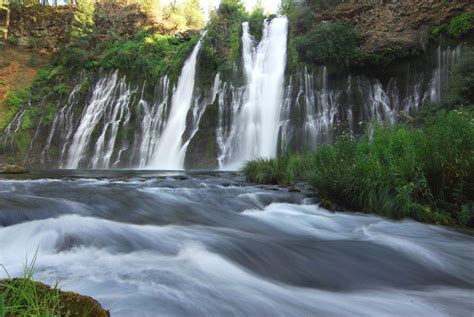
[282,0,474,70]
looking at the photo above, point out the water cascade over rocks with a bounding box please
[149,34,205,170]
[1,20,468,169]
[0,172,473,316]
[219,17,288,170]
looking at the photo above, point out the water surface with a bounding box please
[1,171,473,316]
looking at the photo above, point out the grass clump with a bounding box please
[0,251,109,317]
[0,251,61,316]
[243,109,474,227]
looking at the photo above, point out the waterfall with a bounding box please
[65,71,133,169]
[429,45,463,103]
[136,76,170,168]
[148,35,205,170]
[3,31,466,170]
[219,17,288,170]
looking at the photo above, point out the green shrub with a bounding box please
[294,22,360,66]
[448,12,474,38]
[242,158,283,185]
[248,4,266,41]
[54,47,91,70]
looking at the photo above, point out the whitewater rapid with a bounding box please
[0,172,473,316]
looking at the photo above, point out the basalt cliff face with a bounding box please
[0,1,472,170]
[319,0,473,56]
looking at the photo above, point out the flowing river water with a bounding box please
[0,171,473,316]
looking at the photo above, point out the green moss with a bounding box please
[42,103,58,127]
[0,89,31,130]
[53,83,71,96]
[15,130,31,157]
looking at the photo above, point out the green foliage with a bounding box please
[242,158,287,185]
[447,12,474,38]
[449,52,474,105]
[243,109,474,227]
[98,31,198,82]
[69,0,94,41]
[5,88,29,113]
[248,2,266,41]
[162,0,204,31]
[294,22,360,66]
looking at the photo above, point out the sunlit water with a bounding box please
[0,171,473,316]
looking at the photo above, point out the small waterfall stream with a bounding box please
[65,72,133,169]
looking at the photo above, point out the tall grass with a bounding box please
[243,109,474,227]
[0,250,61,317]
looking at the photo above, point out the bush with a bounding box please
[294,22,360,66]
[447,12,474,38]
[243,109,474,227]
[248,4,266,41]
[98,32,198,82]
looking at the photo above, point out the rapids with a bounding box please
[0,171,473,316]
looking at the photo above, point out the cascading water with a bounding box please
[148,35,205,170]
[1,26,467,170]
[219,17,288,170]
[65,71,133,169]
[136,76,171,168]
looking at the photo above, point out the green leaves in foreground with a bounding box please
[243,109,474,227]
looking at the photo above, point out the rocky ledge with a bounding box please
[320,0,474,56]
[0,164,29,174]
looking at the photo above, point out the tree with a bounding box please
[182,0,204,29]
[0,0,10,41]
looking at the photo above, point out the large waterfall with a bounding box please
[220,17,288,170]
[149,35,205,170]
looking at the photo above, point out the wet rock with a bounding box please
[0,164,29,174]
[288,187,301,193]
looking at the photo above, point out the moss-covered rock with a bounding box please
[184,101,219,170]
[0,163,28,174]
[0,279,109,317]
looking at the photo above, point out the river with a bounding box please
[0,171,473,316]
